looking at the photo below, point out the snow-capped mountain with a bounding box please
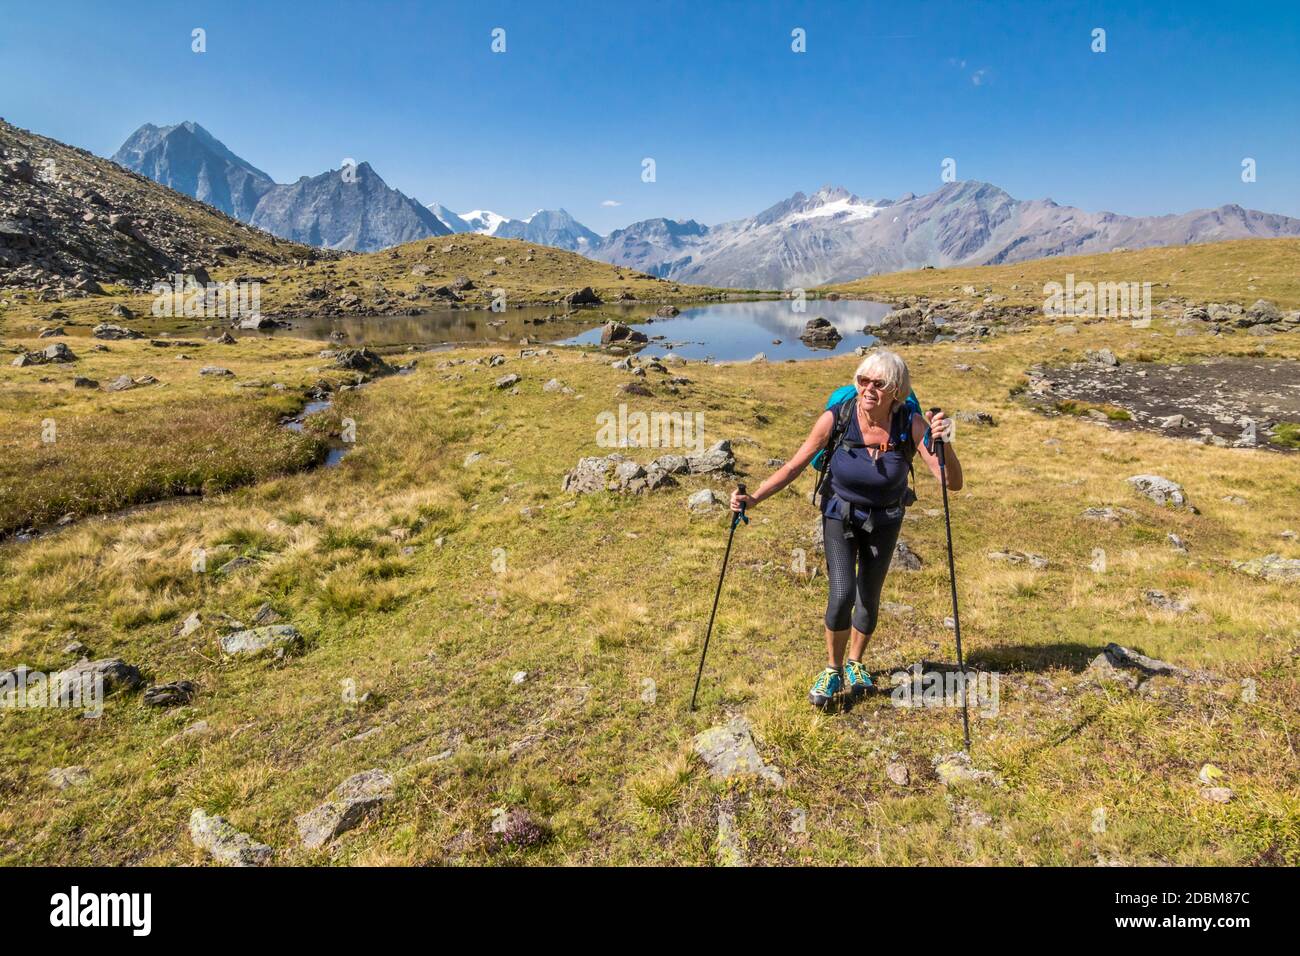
[493,208,601,251]
[585,182,1300,289]
[456,209,509,235]
[427,203,472,233]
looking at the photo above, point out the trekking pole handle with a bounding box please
[929,407,945,450]
[733,483,748,526]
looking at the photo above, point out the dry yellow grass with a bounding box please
[824,238,1300,310]
[1,298,1297,864]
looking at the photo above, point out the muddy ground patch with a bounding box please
[1025,356,1300,450]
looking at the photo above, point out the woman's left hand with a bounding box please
[926,408,955,444]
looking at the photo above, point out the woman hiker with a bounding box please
[729,348,964,709]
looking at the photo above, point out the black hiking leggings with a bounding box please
[823,515,902,635]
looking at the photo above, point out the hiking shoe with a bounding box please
[844,659,873,697]
[808,667,842,709]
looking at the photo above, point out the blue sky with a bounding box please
[2,0,1297,233]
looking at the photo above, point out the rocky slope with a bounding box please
[0,119,318,298]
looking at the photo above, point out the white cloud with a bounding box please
[971,69,988,86]
[601,199,621,207]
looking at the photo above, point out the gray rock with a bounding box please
[886,761,910,786]
[955,410,996,427]
[932,751,1001,787]
[1168,533,1189,552]
[987,550,1048,569]
[685,439,736,475]
[1144,589,1191,614]
[715,809,747,867]
[216,555,256,575]
[800,316,842,347]
[199,366,234,377]
[1232,554,1300,582]
[1127,474,1193,510]
[93,323,143,340]
[648,453,690,474]
[1090,642,1212,683]
[893,540,923,570]
[333,348,393,375]
[562,454,626,494]
[1081,506,1136,523]
[1086,347,1119,366]
[219,625,303,658]
[494,373,521,389]
[600,321,647,345]
[47,766,92,790]
[296,768,395,849]
[143,680,197,707]
[692,716,784,787]
[54,658,143,699]
[688,488,724,513]
[189,809,273,866]
[42,342,77,363]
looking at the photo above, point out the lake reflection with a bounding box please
[272,298,893,361]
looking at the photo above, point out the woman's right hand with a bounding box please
[731,491,757,513]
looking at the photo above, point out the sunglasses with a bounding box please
[856,377,891,391]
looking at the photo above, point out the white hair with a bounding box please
[853,348,911,412]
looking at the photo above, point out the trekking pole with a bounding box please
[690,483,748,711]
[930,409,971,751]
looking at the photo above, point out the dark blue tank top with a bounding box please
[823,404,914,519]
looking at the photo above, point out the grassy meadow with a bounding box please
[1,242,1298,866]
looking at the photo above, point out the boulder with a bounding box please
[93,323,143,340]
[296,769,395,849]
[692,716,784,787]
[685,439,736,475]
[600,321,648,345]
[219,625,303,658]
[54,658,143,699]
[47,766,92,790]
[332,348,393,375]
[143,680,197,707]
[565,286,602,305]
[875,307,938,344]
[799,316,842,348]
[1127,474,1194,510]
[1232,554,1300,582]
[199,366,234,377]
[892,540,923,570]
[1088,642,1212,683]
[688,489,724,513]
[42,342,77,363]
[189,809,273,866]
